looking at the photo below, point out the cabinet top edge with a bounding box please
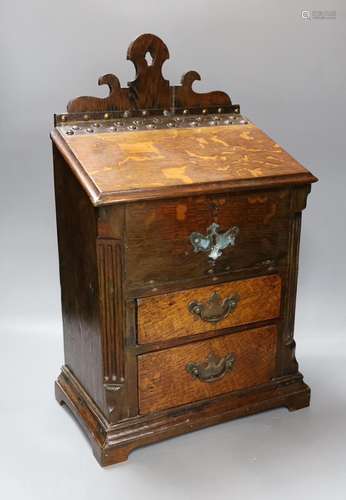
[51,127,317,207]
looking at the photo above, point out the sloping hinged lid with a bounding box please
[51,34,317,206]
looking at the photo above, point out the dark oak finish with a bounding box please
[125,190,291,290]
[56,365,310,466]
[66,33,234,114]
[53,145,105,411]
[52,34,317,466]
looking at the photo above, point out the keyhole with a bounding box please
[145,51,153,66]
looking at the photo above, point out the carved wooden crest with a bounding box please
[65,33,238,116]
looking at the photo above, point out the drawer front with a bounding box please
[126,190,290,291]
[138,325,277,414]
[138,275,281,344]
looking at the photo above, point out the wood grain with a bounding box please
[96,239,125,383]
[60,124,314,200]
[53,146,106,411]
[175,70,231,109]
[56,365,310,466]
[52,33,316,465]
[138,326,277,414]
[138,275,281,343]
[126,33,171,110]
[66,33,233,114]
[126,190,290,290]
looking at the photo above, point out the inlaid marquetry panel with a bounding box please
[62,124,311,197]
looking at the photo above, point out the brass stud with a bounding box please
[83,114,89,120]
[163,109,170,116]
[61,115,66,121]
[217,107,223,113]
[167,122,175,128]
[146,124,155,129]
[104,113,109,119]
[66,129,74,135]
[127,125,136,130]
[202,109,208,114]
[123,110,130,118]
[190,121,197,127]
[183,109,189,115]
[93,123,100,127]
[142,110,148,117]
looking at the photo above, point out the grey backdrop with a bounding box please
[1,1,345,499]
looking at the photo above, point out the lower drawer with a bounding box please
[138,325,277,414]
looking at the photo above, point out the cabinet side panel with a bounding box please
[278,185,312,376]
[53,145,105,410]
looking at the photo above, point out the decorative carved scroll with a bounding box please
[66,33,237,114]
[127,33,171,110]
[67,74,129,113]
[175,71,232,109]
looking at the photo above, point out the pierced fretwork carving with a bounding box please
[66,33,238,115]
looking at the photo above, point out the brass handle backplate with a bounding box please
[190,222,239,261]
[186,352,236,383]
[188,292,239,323]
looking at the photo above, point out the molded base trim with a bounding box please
[55,366,311,467]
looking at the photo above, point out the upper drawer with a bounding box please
[138,274,281,344]
[125,190,290,291]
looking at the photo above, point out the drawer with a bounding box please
[126,190,290,290]
[138,325,277,414]
[138,275,281,344]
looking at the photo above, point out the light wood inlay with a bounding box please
[62,124,312,196]
[138,275,281,344]
[126,191,290,290]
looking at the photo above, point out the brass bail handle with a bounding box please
[188,292,240,323]
[186,352,236,383]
